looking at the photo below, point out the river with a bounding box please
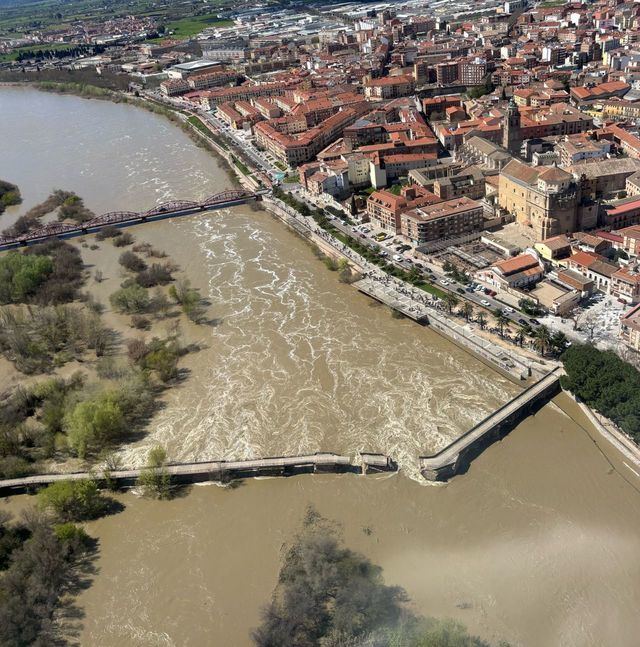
[1,86,640,647]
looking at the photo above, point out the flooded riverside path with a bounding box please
[2,87,640,646]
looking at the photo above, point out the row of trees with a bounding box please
[440,297,567,357]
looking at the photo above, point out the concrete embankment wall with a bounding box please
[0,453,397,496]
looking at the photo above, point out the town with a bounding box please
[4,0,640,363]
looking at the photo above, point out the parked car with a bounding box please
[518,318,527,325]
[530,318,540,325]
[456,288,465,295]
[393,254,402,262]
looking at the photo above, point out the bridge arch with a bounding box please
[144,200,200,217]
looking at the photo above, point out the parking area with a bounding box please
[540,293,629,349]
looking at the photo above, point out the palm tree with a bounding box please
[533,324,551,356]
[443,293,459,314]
[515,323,530,347]
[492,308,510,338]
[477,312,487,330]
[462,301,474,322]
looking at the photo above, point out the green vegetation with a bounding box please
[231,155,251,176]
[149,12,233,42]
[168,279,206,323]
[37,478,111,521]
[110,283,151,314]
[2,189,75,237]
[0,239,83,306]
[0,179,21,214]
[0,510,95,647]
[0,252,53,304]
[0,304,111,373]
[518,298,545,317]
[137,445,171,499]
[58,192,94,223]
[443,260,470,285]
[253,509,504,647]
[561,344,640,442]
[466,77,495,100]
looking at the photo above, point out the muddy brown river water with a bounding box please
[2,87,640,647]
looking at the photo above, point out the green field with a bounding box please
[0,0,234,39]
[158,13,234,39]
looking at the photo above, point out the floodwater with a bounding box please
[2,87,640,647]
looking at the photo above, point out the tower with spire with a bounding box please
[502,96,521,155]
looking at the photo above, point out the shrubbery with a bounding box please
[110,282,150,314]
[0,305,111,373]
[37,478,109,521]
[0,252,53,304]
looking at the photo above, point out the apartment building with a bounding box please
[363,74,415,99]
[366,185,441,233]
[620,303,640,351]
[400,196,484,245]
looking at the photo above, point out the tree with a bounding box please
[37,478,107,522]
[110,283,150,314]
[442,293,459,314]
[492,308,510,338]
[550,331,568,356]
[137,445,171,499]
[532,325,551,357]
[168,279,205,323]
[64,391,125,458]
[477,312,487,330]
[514,324,529,347]
[462,302,474,322]
[252,510,408,646]
[0,252,53,304]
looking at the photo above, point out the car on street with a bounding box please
[480,299,490,306]
[530,318,540,325]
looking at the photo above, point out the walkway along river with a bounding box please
[2,87,640,647]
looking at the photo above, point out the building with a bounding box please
[400,197,484,245]
[620,302,640,351]
[498,160,594,239]
[563,251,618,293]
[166,59,223,79]
[459,57,488,86]
[432,167,485,201]
[366,185,441,233]
[611,264,640,304]
[363,75,415,100]
[436,60,459,85]
[620,225,640,257]
[475,253,544,291]
[534,234,572,262]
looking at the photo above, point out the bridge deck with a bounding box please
[420,368,562,478]
[0,453,381,493]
